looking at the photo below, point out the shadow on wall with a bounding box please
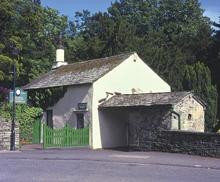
[98,106,171,149]
[98,108,128,149]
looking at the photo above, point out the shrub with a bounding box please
[0,104,42,143]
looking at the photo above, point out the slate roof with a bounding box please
[99,91,204,108]
[23,52,133,90]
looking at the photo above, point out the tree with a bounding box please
[183,63,218,131]
[205,18,220,131]
[33,0,41,5]
[0,0,68,87]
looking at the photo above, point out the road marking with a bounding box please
[110,154,150,159]
[0,150,21,153]
[194,164,202,168]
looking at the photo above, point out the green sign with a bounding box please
[9,88,27,104]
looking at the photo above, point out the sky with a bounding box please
[41,0,220,23]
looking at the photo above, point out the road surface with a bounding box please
[0,147,220,182]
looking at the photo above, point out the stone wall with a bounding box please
[128,106,171,147]
[132,130,220,158]
[0,118,19,150]
[173,93,205,132]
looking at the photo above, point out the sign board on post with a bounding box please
[9,88,27,104]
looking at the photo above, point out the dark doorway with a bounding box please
[77,113,84,129]
[46,110,53,128]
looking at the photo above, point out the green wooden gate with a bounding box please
[43,125,89,148]
[32,120,41,144]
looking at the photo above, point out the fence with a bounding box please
[43,124,89,148]
[32,120,41,144]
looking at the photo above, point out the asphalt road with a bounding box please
[0,147,220,182]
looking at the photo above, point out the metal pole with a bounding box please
[10,63,16,151]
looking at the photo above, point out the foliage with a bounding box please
[16,104,42,143]
[207,20,220,131]
[183,63,218,131]
[0,104,43,143]
[0,103,11,120]
[0,0,68,88]
[0,87,9,102]
[28,87,67,110]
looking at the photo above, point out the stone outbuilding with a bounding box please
[99,91,205,147]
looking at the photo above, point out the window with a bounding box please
[77,113,84,129]
[188,114,192,120]
[46,110,53,128]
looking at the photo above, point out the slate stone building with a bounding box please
[23,48,205,149]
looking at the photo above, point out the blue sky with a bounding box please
[41,0,220,23]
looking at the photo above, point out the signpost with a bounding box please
[10,47,19,151]
[9,88,27,104]
[9,88,27,151]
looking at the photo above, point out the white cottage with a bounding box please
[23,49,205,149]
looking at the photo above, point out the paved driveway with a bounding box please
[0,147,220,182]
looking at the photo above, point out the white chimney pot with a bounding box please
[52,48,67,69]
[56,49,64,62]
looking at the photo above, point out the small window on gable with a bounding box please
[188,114,192,120]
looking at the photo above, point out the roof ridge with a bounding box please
[114,91,191,96]
[65,52,135,67]
[99,91,205,109]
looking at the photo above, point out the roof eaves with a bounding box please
[171,91,191,105]
[192,95,207,109]
[22,82,92,91]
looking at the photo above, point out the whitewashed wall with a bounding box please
[97,109,128,148]
[42,84,93,129]
[92,53,171,149]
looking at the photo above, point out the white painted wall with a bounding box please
[41,84,93,145]
[98,109,128,148]
[42,84,92,128]
[92,53,171,149]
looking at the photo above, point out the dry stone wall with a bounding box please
[131,130,220,158]
[128,107,171,147]
[0,118,19,150]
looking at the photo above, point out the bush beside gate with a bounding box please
[43,124,89,148]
